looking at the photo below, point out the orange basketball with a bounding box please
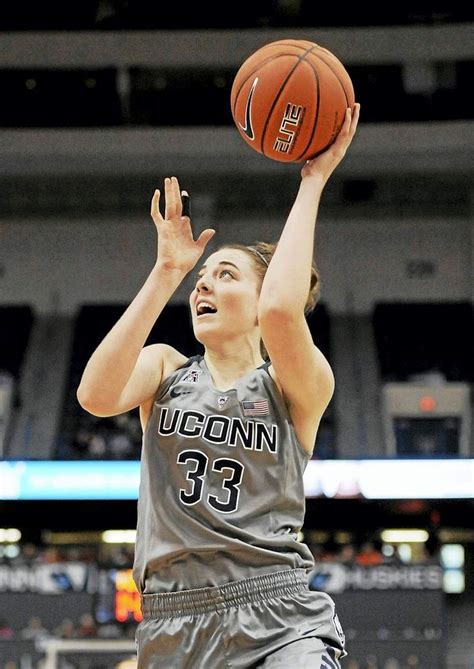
[230,39,355,163]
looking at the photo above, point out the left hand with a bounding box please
[301,103,360,185]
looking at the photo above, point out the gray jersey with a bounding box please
[133,355,315,594]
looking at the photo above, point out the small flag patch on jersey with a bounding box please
[242,399,269,416]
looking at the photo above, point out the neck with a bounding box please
[203,342,265,389]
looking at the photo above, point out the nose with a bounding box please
[196,275,211,293]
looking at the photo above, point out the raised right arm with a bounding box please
[76,176,215,417]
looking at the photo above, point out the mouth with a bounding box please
[196,301,218,318]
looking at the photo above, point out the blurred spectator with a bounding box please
[308,544,324,563]
[8,542,40,566]
[338,544,356,564]
[54,618,76,639]
[110,546,133,567]
[72,427,93,457]
[89,432,107,458]
[40,547,62,563]
[321,539,339,562]
[355,542,385,566]
[20,616,50,641]
[69,412,141,460]
[109,431,133,459]
[98,622,122,638]
[77,613,98,638]
[0,617,14,639]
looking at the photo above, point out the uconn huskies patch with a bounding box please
[218,396,229,411]
[182,369,202,384]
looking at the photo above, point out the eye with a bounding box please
[219,269,234,279]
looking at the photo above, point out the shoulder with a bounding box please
[158,344,190,379]
[137,343,189,389]
[139,344,189,429]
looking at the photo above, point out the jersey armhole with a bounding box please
[154,354,201,403]
[262,362,313,461]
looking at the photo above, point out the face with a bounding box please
[189,248,261,345]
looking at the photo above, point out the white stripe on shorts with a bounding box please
[321,644,342,669]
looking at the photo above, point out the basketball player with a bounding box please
[77,104,360,667]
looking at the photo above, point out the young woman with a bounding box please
[78,104,360,668]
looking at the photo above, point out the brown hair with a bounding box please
[219,242,321,359]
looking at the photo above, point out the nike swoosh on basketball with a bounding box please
[238,77,259,140]
[170,387,192,398]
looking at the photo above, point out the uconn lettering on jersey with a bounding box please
[158,407,278,453]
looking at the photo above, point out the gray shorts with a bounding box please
[136,568,346,668]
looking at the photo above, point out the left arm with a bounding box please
[259,105,360,451]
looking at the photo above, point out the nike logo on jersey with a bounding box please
[170,387,193,398]
[238,77,258,141]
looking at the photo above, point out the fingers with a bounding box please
[150,189,163,222]
[343,103,360,136]
[350,102,360,135]
[164,176,180,219]
[172,176,182,217]
[333,103,360,153]
[341,106,354,135]
[164,177,176,220]
[196,228,216,250]
[164,176,189,220]
[153,176,190,223]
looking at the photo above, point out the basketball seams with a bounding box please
[307,50,352,108]
[260,45,320,156]
[293,50,350,161]
[231,50,314,121]
[268,39,321,53]
[292,58,321,163]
